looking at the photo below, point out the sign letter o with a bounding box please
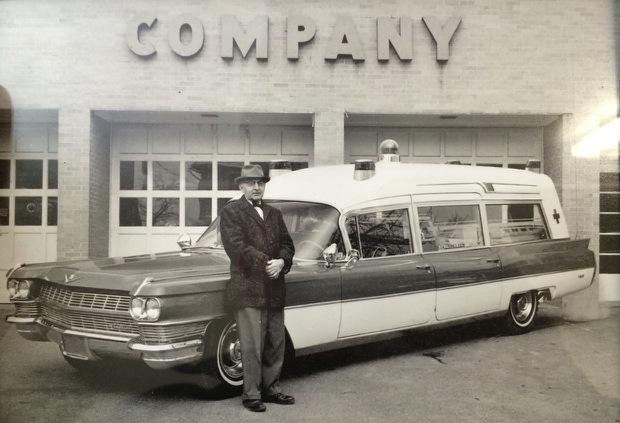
[168,14,204,58]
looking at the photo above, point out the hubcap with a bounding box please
[511,293,534,324]
[218,323,243,380]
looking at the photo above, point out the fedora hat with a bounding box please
[234,164,271,184]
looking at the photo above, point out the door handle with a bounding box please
[485,258,500,263]
[415,264,432,271]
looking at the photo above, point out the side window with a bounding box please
[349,208,413,258]
[486,203,549,245]
[417,205,483,252]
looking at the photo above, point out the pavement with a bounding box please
[0,303,619,423]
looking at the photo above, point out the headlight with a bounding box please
[7,279,31,300]
[129,297,161,321]
[7,279,18,299]
[145,298,161,320]
[130,298,145,319]
[17,281,31,298]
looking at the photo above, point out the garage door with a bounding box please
[0,122,58,303]
[110,123,313,257]
[345,127,542,170]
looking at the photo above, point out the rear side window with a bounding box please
[417,205,483,252]
[346,208,413,258]
[486,203,549,245]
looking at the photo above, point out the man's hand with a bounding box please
[265,258,285,279]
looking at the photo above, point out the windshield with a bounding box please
[194,201,343,260]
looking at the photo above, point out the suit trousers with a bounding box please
[235,306,285,400]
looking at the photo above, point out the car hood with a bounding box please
[8,248,231,294]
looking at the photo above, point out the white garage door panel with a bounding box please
[477,129,507,157]
[46,233,57,261]
[444,130,474,156]
[282,128,313,155]
[0,233,13,268]
[14,233,46,264]
[114,234,148,257]
[508,128,540,156]
[0,275,7,303]
[150,125,181,154]
[346,127,542,166]
[114,125,148,154]
[150,234,182,254]
[184,125,214,154]
[412,129,441,156]
[15,125,47,153]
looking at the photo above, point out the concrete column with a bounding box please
[546,114,606,321]
[57,108,91,260]
[313,110,345,166]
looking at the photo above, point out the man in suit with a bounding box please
[220,164,296,412]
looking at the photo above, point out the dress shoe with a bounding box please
[263,393,295,405]
[243,399,266,412]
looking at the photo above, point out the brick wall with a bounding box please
[89,114,110,258]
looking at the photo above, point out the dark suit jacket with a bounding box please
[220,197,295,309]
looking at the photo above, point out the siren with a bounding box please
[378,139,400,163]
[269,160,292,178]
[353,159,376,181]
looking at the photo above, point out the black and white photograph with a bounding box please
[0,1,618,422]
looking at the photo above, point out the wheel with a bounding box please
[504,291,538,334]
[197,319,244,394]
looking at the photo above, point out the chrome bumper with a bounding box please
[5,315,206,370]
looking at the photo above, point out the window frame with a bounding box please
[341,201,416,260]
[413,201,487,254]
[483,200,551,247]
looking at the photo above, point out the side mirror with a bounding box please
[176,233,192,250]
[322,243,337,268]
[345,249,360,268]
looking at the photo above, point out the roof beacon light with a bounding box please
[269,160,292,178]
[525,159,541,173]
[378,139,400,163]
[354,159,376,181]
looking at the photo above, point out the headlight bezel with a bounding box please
[129,297,161,322]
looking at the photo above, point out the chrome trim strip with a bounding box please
[435,267,594,291]
[37,318,133,342]
[142,352,203,363]
[6,316,37,323]
[285,300,341,310]
[341,288,436,303]
[133,277,154,296]
[128,338,203,352]
[137,316,220,327]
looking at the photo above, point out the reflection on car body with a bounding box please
[5,140,596,392]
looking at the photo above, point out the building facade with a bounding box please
[0,0,618,318]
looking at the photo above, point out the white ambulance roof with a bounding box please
[264,162,554,211]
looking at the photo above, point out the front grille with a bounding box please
[41,304,139,336]
[139,322,208,344]
[40,284,130,312]
[14,301,41,318]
